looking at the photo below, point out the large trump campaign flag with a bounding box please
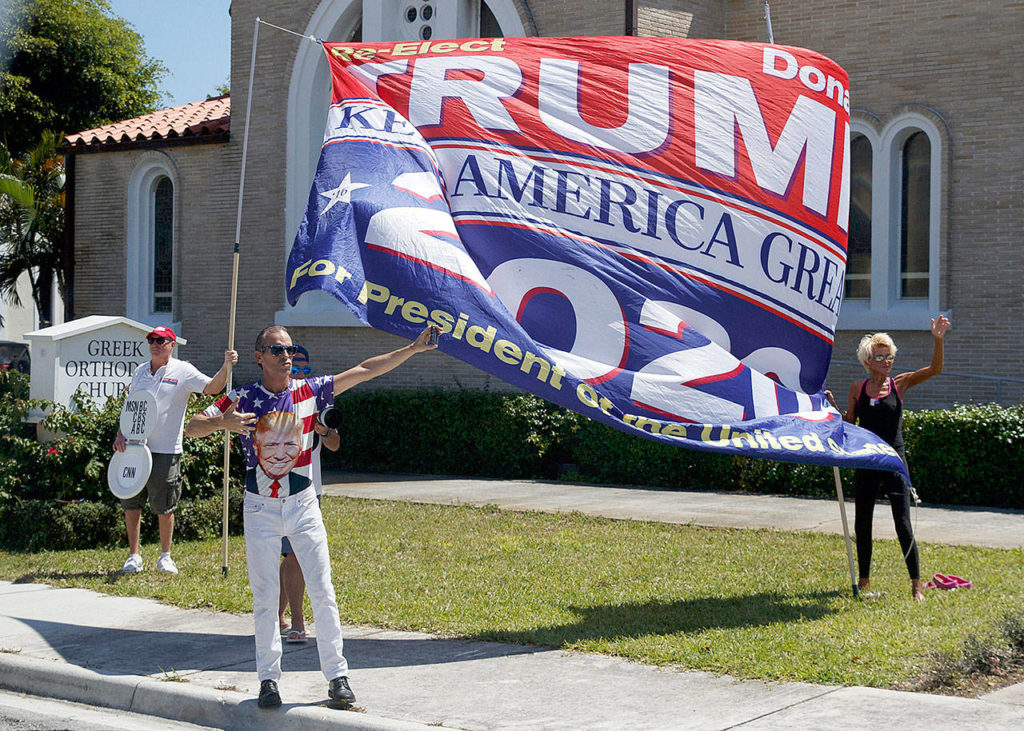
[286,36,907,479]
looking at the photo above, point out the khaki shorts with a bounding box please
[120,452,182,514]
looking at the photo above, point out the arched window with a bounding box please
[126,153,179,328]
[839,113,944,330]
[279,0,525,327]
[152,177,174,313]
[845,134,872,300]
[480,1,502,37]
[899,131,930,299]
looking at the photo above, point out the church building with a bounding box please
[62,1,1024,406]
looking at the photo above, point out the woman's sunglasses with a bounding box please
[258,344,301,357]
[291,365,312,376]
[872,354,896,362]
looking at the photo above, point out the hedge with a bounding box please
[902,404,1024,508]
[0,369,247,552]
[323,390,579,478]
[0,491,245,552]
[324,391,1024,509]
[3,369,1023,552]
[0,370,247,503]
[324,390,841,498]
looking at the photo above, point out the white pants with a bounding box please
[243,488,348,682]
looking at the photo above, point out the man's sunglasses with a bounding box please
[146,336,173,345]
[872,354,896,362]
[258,344,301,357]
[291,365,312,376]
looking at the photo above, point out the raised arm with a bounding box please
[843,380,860,423]
[895,315,950,393]
[185,401,255,438]
[824,384,859,423]
[333,326,438,397]
[203,350,239,395]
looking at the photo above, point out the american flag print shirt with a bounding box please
[204,375,333,497]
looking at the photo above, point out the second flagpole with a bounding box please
[221,15,261,577]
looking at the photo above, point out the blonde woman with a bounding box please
[826,315,950,600]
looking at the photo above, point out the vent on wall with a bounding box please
[405,1,434,40]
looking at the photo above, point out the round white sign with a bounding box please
[119,390,157,443]
[107,443,153,499]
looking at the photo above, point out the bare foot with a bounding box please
[911,579,926,601]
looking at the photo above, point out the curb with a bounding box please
[0,653,432,730]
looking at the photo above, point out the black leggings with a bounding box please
[853,469,919,581]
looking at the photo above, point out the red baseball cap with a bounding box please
[145,326,176,342]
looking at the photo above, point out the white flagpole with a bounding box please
[764,1,775,44]
[833,466,860,598]
[764,0,857,599]
[221,16,261,577]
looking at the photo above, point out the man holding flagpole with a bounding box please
[185,323,437,709]
[114,327,237,575]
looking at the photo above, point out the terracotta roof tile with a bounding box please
[63,95,230,151]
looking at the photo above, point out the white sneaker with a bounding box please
[121,554,143,574]
[156,554,178,574]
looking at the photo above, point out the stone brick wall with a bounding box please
[526,0,624,36]
[637,0,724,38]
[71,141,241,376]
[721,0,1024,406]
[72,152,130,318]
[826,329,1022,410]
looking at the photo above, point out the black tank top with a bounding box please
[856,377,905,453]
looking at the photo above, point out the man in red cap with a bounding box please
[112,327,237,574]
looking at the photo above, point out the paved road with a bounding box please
[0,689,215,730]
[322,472,1024,549]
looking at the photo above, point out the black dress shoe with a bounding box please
[327,676,355,707]
[258,679,281,708]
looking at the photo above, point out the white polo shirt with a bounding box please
[128,357,211,454]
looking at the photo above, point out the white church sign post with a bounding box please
[24,315,186,431]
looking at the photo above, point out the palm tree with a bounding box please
[0,130,66,327]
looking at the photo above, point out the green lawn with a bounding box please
[1,496,1021,688]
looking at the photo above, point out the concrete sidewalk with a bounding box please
[1,476,1023,730]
